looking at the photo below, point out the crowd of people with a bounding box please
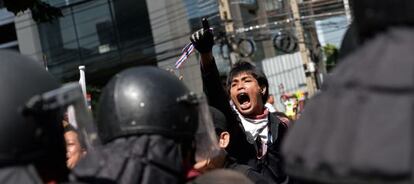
[0,0,413,183]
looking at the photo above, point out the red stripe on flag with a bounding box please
[175,43,195,69]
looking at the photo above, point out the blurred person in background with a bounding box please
[266,94,292,127]
[62,120,86,169]
[264,94,276,113]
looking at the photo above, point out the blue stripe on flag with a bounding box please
[175,43,195,69]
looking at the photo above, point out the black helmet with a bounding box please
[0,50,68,179]
[96,66,199,144]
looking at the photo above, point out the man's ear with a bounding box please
[219,132,230,149]
[260,85,267,95]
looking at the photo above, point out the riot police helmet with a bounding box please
[0,50,68,180]
[96,66,199,144]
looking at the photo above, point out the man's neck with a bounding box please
[246,107,268,119]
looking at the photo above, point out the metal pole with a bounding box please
[290,0,317,96]
[343,0,352,24]
[78,65,87,102]
[218,0,239,65]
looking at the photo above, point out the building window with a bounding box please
[38,0,155,82]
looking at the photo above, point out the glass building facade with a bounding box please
[38,0,155,85]
[183,0,220,32]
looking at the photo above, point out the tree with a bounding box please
[0,0,62,22]
[323,44,339,72]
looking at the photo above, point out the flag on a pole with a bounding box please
[175,43,195,69]
[68,65,88,128]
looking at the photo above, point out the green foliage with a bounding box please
[323,44,339,72]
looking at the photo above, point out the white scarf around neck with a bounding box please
[230,101,271,158]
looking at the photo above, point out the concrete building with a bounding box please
[35,0,156,85]
[3,0,222,94]
[3,0,350,111]
[147,0,220,94]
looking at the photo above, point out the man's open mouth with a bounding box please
[237,92,251,110]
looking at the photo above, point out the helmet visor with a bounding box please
[22,82,100,151]
[194,95,221,163]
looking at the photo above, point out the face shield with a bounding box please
[195,98,221,163]
[22,82,100,151]
[177,93,220,163]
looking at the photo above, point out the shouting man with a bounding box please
[190,19,289,184]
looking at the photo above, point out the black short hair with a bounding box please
[226,61,269,103]
[209,106,228,135]
[63,123,76,133]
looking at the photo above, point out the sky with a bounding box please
[315,15,349,48]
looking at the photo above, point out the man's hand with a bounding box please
[190,18,214,54]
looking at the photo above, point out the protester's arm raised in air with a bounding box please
[190,19,244,153]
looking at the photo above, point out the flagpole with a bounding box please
[78,65,87,103]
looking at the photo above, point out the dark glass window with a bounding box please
[38,8,81,78]
[38,0,155,82]
[73,1,116,60]
[0,23,17,44]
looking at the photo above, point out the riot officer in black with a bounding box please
[0,50,69,183]
[282,0,414,184]
[72,66,210,184]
